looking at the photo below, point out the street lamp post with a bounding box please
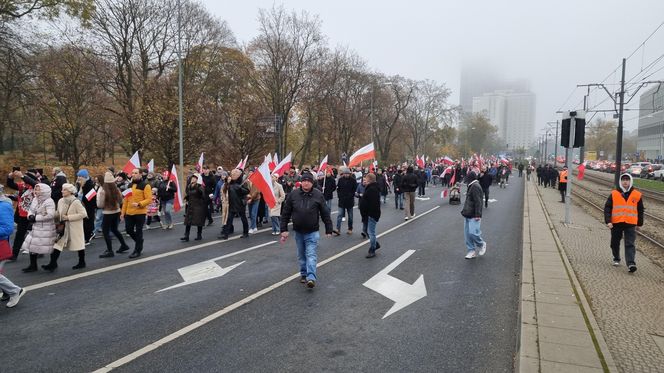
[547,121,558,166]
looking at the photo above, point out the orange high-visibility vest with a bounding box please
[559,170,568,183]
[610,189,641,225]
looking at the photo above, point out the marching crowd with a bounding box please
[1,155,523,306]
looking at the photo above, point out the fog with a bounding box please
[205,0,664,136]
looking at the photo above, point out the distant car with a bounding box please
[653,166,664,181]
[641,164,663,179]
[629,162,651,177]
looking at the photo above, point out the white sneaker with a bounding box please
[612,259,620,266]
[404,217,409,221]
[478,242,487,256]
[6,288,25,308]
[465,250,477,259]
[342,217,346,222]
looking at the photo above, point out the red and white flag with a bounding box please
[196,152,205,172]
[577,161,587,181]
[318,155,328,173]
[248,159,276,209]
[85,188,97,201]
[269,153,277,171]
[442,156,454,166]
[169,165,183,212]
[122,188,133,199]
[272,152,292,177]
[441,189,449,199]
[416,155,425,168]
[449,169,456,186]
[147,159,155,173]
[348,143,375,167]
[236,155,249,170]
[122,151,141,174]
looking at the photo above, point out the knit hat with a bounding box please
[341,167,351,174]
[77,169,89,178]
[62,183,77,194]
[300,172,314,182]
[104,172,115,184]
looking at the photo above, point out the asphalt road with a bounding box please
[1,178,524,373]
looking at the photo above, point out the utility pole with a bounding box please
[177,0,184,188]
[615,58,626,188]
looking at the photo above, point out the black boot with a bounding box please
[181,225,191,242]
[99,250,114,258]
[129,239,143,259]
[22,253,39,273]
[72,250,86,269]
[41,250,61,272]
[194,226,203,241]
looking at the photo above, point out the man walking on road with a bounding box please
[604,173,644,273]
[461,171,486,259]
[359,173,381,258]
[333,167,357,235]
[280,171,333,289]
[401,166,418,220]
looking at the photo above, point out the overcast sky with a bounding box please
[203,0,664,136]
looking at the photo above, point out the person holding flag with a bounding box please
[218,169,250,240]
[76,169,97,244]
[96,172,130,258]
[157,169,177,230]
[120,169,152,258]
[280,171,333,289]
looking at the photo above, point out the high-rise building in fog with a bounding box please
[637,85,664,160]
[460,65,536,150]
[472,90,536,150]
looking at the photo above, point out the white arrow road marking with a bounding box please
[363,249,427,319]
[156,241,274,293]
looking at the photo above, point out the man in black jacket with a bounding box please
[461,171,486,259]
[359,173,381,258]
[334,167,357,235]
[478,166,493,208]
[392,169,404,210]
[280,171,333,289]
[76,169,97,243]
[201,166,216,226]
[400,166,418,220]
[50,167,68,205]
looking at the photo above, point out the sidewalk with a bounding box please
[519,180,615,373]
[519,179,664,372]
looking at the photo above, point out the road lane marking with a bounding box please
[363,249,427,319]
[93,205,440,372]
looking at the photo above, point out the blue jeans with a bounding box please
[249,201,259,230]
[336,207,353,231]
[295,231,320,281]
[395,193,403,209]
[325,199,332,211]
[162,199,174,226]
[464,218,485,252]
[93,208,103,233]
[367,217,378,251]
[271,216,281,233]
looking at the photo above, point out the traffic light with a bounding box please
[560,111,586,148]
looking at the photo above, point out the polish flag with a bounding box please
[85,188,97,201]
[147,159,154,173]
[196,152,204,172]
[441,189,449,199]
[122,188,133,199]
[248,159,276,209]
[269,154,277,171]
[416,155,425,168]
[348,143,375,167]
[442,156,454,166]
[272,152,292,177]
[236,155,249,170]
[169,165,183,212]
[577,161,587,181]
[449,169,456,186]
[369,160,377,173]
[122,151,141,174]
[318,155,328,174]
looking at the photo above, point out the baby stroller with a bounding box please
[449,183,461,205]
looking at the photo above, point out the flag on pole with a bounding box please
[416,155,425,168]
[196,152,205,172]
[269,154,277,171]
[169,164,183,212]
[318,155,328,173]
[272,152,292,177]
[449,169,456,187]
[441,188,449,199]
[249,159,276,209]
[348,143,375,167]
[147,159,155,173]
[577,161,587,180]
[85,188,97,201]
[122,151,141,174]
[442,156,454,165]
[122,188,133,199]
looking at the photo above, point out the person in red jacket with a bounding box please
[6,170,38,261]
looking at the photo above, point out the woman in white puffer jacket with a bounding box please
[21,183,56,272]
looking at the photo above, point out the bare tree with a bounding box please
[373,76,414,163]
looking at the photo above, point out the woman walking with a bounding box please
[21,184,56,273]
[181,174,206,242]
[44,183,89,271]
[269,174,286,235]
[97,172,130,258]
